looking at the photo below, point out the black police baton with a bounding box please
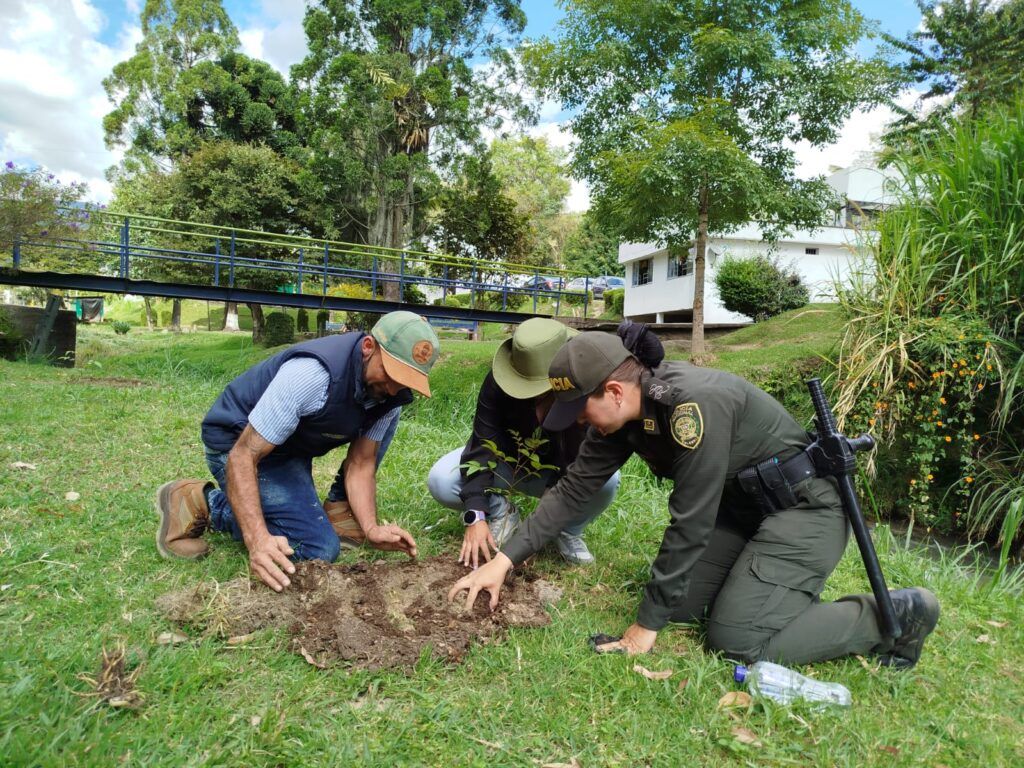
[805,378,902,640]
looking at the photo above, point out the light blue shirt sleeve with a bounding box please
[248,357,331,445]
[361,406,401,442]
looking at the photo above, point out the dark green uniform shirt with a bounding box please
[501,360,812,631]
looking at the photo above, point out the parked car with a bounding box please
[592,275,625,298]
[520,274,562,291]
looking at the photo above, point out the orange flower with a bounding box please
[908,381,917,389]
[959,359,966,366]
[868,418,876,426]
[974,434,981,440]
[910,479,917,486]
[952,362,959,369]
[986,364,993,371]
[977,383,984,390]
[927,473,934,481]
[939,397,947,405]
[945,436,952,442]
[965,477,974,483]
[932,409,939,416]
[936,421,944,427]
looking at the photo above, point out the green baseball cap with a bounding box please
[543,332,632,431]
[492,318,578,399]
[371,311,440,397]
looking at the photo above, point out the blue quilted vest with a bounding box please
[201,333,412,458]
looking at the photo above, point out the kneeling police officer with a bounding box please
[450,332,939,667]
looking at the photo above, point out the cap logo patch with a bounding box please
[670,403,703,449]
[412,340,434,365]
[549,376,575,392]
[643,418,656,432]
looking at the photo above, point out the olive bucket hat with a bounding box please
[491,318,578,399]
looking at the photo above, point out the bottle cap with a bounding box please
[733,665,748,683]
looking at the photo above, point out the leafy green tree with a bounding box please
[0,162,93,274]
[528,0,891,355]
[883,0,1024,144]
[562,210,621,277]
[293,0,530,299]
[490,136,572,265]
[113,142,304,337]
[103,0,240,173]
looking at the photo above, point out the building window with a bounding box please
[667,247,692,278]
[633,259,652,286]
[805,247,818,255]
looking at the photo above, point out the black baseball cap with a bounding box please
[543,332,632,431]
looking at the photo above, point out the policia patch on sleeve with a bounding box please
[670,403,703,449]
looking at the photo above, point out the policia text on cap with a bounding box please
[449,332,939,669]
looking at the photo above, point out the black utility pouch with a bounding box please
[756,458,799,510]
[737,465,776,517]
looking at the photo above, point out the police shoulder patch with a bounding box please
[670,402,703,449]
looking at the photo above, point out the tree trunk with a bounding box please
[223,301,239,332]
[143,297,156,330]
[691,184,709,360]
[170,299,182,332]
[249,303,265,344]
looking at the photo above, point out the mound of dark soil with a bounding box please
[156,557,562,671]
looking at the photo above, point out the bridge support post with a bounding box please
[214,239,221,286]
[229,231,236,288]
[323,242,329,296]
[371,257,378,297]
[12,236,20,269]
[297,248,304,294]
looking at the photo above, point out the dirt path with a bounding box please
[156,557,562,671]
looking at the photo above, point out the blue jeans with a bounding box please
[205,418,398,562]
[426,447,620,537]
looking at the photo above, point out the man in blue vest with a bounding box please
[155,310,440,592]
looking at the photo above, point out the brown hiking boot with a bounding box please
[324,499,365,550]
[155,479,212,560]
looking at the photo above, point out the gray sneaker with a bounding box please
[556,531,595,566]
[487,508,521,548]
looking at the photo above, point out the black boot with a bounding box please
[878,588,940,669]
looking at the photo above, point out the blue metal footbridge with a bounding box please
[0,208,598,325]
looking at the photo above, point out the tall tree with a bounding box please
[102,0,240,174]
[528,0,891,356]
[490,136,572,265]
[293,0,530,299]
[883,0,1024,144]
[562,210,621,277]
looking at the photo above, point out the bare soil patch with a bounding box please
[156,557,561,671]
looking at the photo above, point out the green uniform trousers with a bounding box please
[671,476,891,665]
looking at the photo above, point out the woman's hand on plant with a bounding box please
[459,521,496,569]
[448,552,512,611]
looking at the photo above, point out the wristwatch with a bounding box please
[462,509,486,526]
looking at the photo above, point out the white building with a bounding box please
[618,166,896,324]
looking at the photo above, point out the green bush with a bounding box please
[296,308,309,333]
[715,255,809,321]
[112,321,131,335]
[263,311,295,347]
[316,310,329,333]
[603,288,624,317]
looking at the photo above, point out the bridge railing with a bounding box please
[3,207,597,318]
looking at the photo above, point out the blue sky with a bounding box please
[0,0,927,205]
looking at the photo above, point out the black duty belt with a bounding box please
[735,450,818,516]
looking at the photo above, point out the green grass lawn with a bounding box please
[1,317,1022,766]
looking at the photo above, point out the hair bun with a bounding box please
[616,320,665,369]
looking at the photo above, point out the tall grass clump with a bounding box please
[833,93,1024,568]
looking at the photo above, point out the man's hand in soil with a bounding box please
[247,532,295,592]
[448,552,513,611]
[459,521,496,569]
[365,523,418,558]
[593,623,657,655]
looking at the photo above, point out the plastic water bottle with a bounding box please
[734,661,851,707]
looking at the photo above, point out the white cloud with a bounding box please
[238,0,308,75]
[0,0,141,202]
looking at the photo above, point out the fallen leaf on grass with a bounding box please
[9,461,37,470]
[64,491,81,502]
[633,664,673,680]
[541,760,581,768]
[250,715,262,728]
[985,620,1009,629]
[879,745,900,756]
[718,691,752,709]
[227,632,257,645]
[156,631,189,645]
[299,646,326,669]
[856,654,879,675]
[976,634,996,645]
[677,678,689,691]
[731,727,763,747]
